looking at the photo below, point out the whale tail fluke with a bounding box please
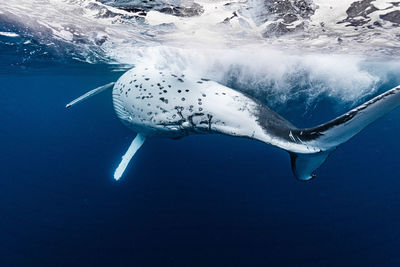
[288,85,400,181]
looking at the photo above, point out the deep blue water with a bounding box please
[1,63,400,267]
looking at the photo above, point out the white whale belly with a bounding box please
[112,66,267,140]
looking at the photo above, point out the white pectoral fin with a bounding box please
[114,133,146,181]
[66,82,115,108]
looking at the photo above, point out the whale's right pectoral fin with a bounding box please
[66,82,115,108]
[114,133,146,181]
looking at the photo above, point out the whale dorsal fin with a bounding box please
[114,133,146,181]
[66,82,115,108]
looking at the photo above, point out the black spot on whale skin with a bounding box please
[159,97,169,104]
[207,114,213,131]
[181,98,185,101]
[202,93,206,97]
[201,78,210,81]
[178,78,184,82]
[163,90,167,93]
[145,78,150,81]
[197,81,203,84]
[178,90,182,93]
[185,89,189,92]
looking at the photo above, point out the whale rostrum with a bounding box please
[67,65,400,181]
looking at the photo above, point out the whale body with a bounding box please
[67,65,400,181]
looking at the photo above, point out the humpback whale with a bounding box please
[66,65,400,181]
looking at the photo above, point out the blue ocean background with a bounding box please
[2,25,400,266]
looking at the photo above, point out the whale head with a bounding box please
[111,65,220,138]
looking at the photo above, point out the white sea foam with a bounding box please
[0,0,398,106]
[131,45,381,106]
[0,31,19,37]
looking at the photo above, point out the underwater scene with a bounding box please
[1,0,400,266]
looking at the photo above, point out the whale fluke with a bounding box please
[289,85,400,180]
[114,133,146,181]
[66,82,115,108]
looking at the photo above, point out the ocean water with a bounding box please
[1,61,400,267]
[2,1,400,266]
